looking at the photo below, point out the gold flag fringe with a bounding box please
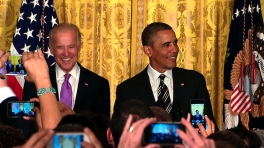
[251,102,260,117]
[240,112,249,130]
[228,103,240,116]
[259,96,264,116]
[224,89,232,100]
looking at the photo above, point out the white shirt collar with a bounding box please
[55,63,80,80]
[147,64,173,82]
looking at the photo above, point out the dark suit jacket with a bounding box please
[6,64,14,73]
[114,66,218,129]
[15,64,25,73]
[192,114,203,121]
[23,63,111,118]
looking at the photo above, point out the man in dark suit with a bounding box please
[23,23,110,118]
[6,60,14,73]
[114,22,218,129]
[192,110,203,120]
[15,59,26,74]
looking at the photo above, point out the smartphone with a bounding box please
[1,54,27,76]
[47,132,90,148]
[7,101,39,117]
[190,99,205,128]
[143,122,185,145]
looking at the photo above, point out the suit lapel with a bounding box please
[49,65,59,100]
[74,63,89,110]
[138,67,156,104]
[172,68,183,102]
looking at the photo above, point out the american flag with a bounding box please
[230,83,251,113]
[10,0,59,66]
[224,0,263,129]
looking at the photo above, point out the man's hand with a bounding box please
[117,114,159,148]
[57,101,75,117]
[197,115,215,137]
[22,50,49,85]
[175,118,215,148]
[81,128,103,148]
[0,50,10,68]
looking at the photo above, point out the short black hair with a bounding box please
[207,131,247,148]
[141,22,173,47]
[227,127,262,148]
[55,114,99,138]
[110,99,155,146]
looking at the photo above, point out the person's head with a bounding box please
[227,127,262,148]
[49,23,82,73]
[0,125,26,147]
[108,99,155,148]
[8,60,12,64]
[75,110,111,148]
[18,59,22,64]
[12,103,20,114]
[141,22,179,73]
[56,114,98,134]
[149,106,172,122]
[23,103,30,114]
[196,110,199,115]
[207,131,247,148]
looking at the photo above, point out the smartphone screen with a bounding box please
[143,122,184,145]
[7,101,38,117]
[1,54,27,76]
[190,99,205,128]
[47,132,89,148]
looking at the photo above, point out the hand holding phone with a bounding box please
[143,122,185,145]
[7,101,39,118]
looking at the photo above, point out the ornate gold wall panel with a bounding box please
[2,0,264,128]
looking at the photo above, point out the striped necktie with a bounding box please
[158,74,172,113]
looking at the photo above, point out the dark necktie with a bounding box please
[158,74,172,113]
[60,73,72,108]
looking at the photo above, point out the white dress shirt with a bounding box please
[0,86,16,103]
[56,63,80,109]
[147,64,173,103]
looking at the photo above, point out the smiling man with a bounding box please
[23,23,110,118]
[114,22,218,129]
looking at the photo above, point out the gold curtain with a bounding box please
[2,0,264,130]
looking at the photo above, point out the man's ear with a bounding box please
[49,45,54,55]
[143,46,152,57]
[106,128,115,146]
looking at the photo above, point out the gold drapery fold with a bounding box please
[3,0,264,129]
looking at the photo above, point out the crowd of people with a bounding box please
[0,22,262,148]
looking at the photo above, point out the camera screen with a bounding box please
[191,103,205,127]
[144,123,182,144]
[7,102,35,117]
[1,55,27,75]
[53,134,84,148]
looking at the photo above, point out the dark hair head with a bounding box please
[110,99,155,146]
[227,127,262,148]
[76,110,111,148]
[55,114,98,137]
[207,131,247,148]
[141,22,173,47]
[150,106,172,122]
[0,125,26,148]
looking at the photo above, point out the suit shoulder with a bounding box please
[117,71,145,87]
[174,67,205,79]
[81,67,109,83]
